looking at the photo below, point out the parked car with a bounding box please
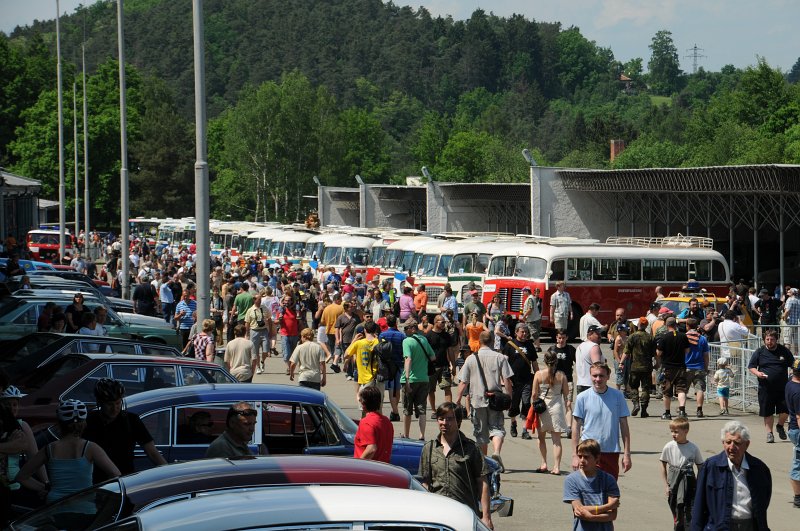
[0,292,180,347]
[6,278,133,313]
[100,485,491,531]
[120,383,513,516]
[0,332,181,379]
[26,268,113,295]
[9,456,423,530]
[16,354,236,432]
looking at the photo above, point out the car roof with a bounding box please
[14,332,169,345]
[120,456,413,506]
[127,485,476,530]
[5,291,103,301]
[124,383,324,410]
[66,353,217,365]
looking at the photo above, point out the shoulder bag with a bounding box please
[474,352,511,411]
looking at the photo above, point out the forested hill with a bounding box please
[3,0,800,226]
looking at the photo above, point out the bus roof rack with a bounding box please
[605,234,713,249]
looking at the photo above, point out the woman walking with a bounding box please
[531,350,570,475]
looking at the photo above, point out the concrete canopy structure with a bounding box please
[0,168,41,244]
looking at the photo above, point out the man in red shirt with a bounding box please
[354,385,394,462]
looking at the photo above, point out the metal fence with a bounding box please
[706,335,761,413]
[751,323,800,352]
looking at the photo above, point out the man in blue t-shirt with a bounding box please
[684,318,710,418]
[785,359,800,509]
[571,362,631,480]
[379,314,406,422]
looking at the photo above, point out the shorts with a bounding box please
[385,370,402,396]
[789,428,800,481]
[250,329,269,357]
[402,382,429,417]
[526,320,541,340]
[661,366,688,395]
[317,326,326,344]
[598,452,620,480]
[359,380,385,397]
[553,314,569,331]
[576,385,591,395]
[717,387,730,398]
[427,366,453,393]
[508,381,532,418]
[686,369,707,392]
[757,386,788,417]
[472,407,506,445]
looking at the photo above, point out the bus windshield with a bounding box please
[342,248,370,266]
[489,256,547,279]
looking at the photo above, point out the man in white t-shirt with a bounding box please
[224,324,256,382]
[575,325,605,394]
[579,303,604,341]
[717,310,750,357]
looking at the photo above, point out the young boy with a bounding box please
[563,439,620,530]
[713,357,734,415]
[659,418,704,531]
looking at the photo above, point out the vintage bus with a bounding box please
[26,229,76,262]
[242,227,288,259]
[266,229,319,265]
[482,235,730,338]
[377,237,439,286]
[447,239,522,308]
[158,219,196,254]
[318,234,378,277]
[363,230,424,282]
[128,217,165,241]
[412,238,482,314]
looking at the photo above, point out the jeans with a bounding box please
[162,301,175,324]
[281,335,299,362]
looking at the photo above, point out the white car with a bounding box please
[102,485,492,531]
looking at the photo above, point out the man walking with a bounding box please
[684,318,710,418]
[456,331,514,470]
[748,329,795,443]
[571,362,632,480]
[379,314,405,421]
[244,293,271,374]
[419,402,493,530]
[159,276,175,325]
[502,323,538,439]
[224,324,256,382]
[400,318,436,440]
[354,385,393,462]
[550,281,573,334]
[425,314,456,416]
[620,317,655,418]
[521,287,543,352]
[656,317,690,420]
[786,359,800,509]
[575,325,605,395]
[289,327,327,390]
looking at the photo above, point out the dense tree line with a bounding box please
[2,0,799,226]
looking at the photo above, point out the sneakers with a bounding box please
[255,366,263,374]
[794,494,800,508]
[722,409,730,416]
[389,412,400,422]
[491,454,505,473]
[510,424,518,438]
[661,412,672,420]
[330,364,341,374]
[345,375,354,381]
[777,424,788,440]
[696,408,704,418]
[676,410,688,419]
[521,431,532,440]
[767,432,775,443]
[640,408,649,419]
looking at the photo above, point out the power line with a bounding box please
[685,44,706,74]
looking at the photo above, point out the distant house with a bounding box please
[0,167,41,245]
[619,74,633,94]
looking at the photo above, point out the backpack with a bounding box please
[372,338,398,382]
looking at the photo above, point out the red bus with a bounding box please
[27,229,76,262]
[481,236,730,338]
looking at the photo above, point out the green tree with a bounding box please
[647,30,682,95]
[788,57,800,84]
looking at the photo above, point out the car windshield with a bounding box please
[324,397,359,435]
[0,298,25,319]
[10,480,122,531]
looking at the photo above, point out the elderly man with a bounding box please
[579,303,604,342]
[575,325,605,395]
[456,330,514,471]
[692,421,772,531]
[205,402,258,458]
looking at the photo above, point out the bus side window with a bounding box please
[643,259,665,281]
[691,260,711,281]
[618,259,641,281]
[568,258,592,281]
[711,260,727,282]
[593,258,617,281]
[549,259,565,281]
[666,259,688,282]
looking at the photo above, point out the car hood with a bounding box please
[118,312,173,328]
[108,296,134,310]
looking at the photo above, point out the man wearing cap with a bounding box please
[575,325,605,394]
[656,317,690,420]
[748,329,795,443]
[785,358,800,508]
[462,290,486,330]
[646,302,661,334]
[621,317,655,417]
[652,306,673,339]
[400,318,436,440]
[521,287,543,352]
[579,303,604,342]
[754,288,780,333]
[549,281,573,333]
[783,288,800,353]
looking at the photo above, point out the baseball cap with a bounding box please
[718,357,728,366]
[616,322,630,332]
[791,288,799,295]
[793,358,800,372]
[759,288,769,296]
[637,316,648,326]
[658,307,672,315]
[521,286,531,292]
[586,324,602,335]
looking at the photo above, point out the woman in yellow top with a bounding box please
[345,320,381,413]
[465,312,485,353]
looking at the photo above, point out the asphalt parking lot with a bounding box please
[253,341,798,531]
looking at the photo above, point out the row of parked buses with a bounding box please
[234,227,731,338]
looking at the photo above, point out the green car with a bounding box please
[0,292,181,348]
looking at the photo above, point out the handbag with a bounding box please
[532,384,549,414]
[474,352,511,411]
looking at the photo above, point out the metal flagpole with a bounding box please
[83,42,90,241]
[117,0,130,298]
[56,0,66,261]
[73,82,80,241]
[193,0,210,321]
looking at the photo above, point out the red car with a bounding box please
[10,456,422,529]
[15,353,236,432]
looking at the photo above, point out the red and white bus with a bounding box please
[27,229,76,262]
[482,236,730,337]
[377,237,440,286]
[318,234,378,277]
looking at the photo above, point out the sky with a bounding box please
[2,0,798,73]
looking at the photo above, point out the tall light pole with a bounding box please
[193,0,210,321]
[56,0,66,260]
[73,82,80,240]
[117,0,130,298]
[522,149,541,236]
[82,42,90,241]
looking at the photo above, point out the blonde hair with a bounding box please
[202,319,216,333]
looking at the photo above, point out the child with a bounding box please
[465,312,484,353]
[563,439,620,531]
[659,418,704,531]
[713,357,734,415]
